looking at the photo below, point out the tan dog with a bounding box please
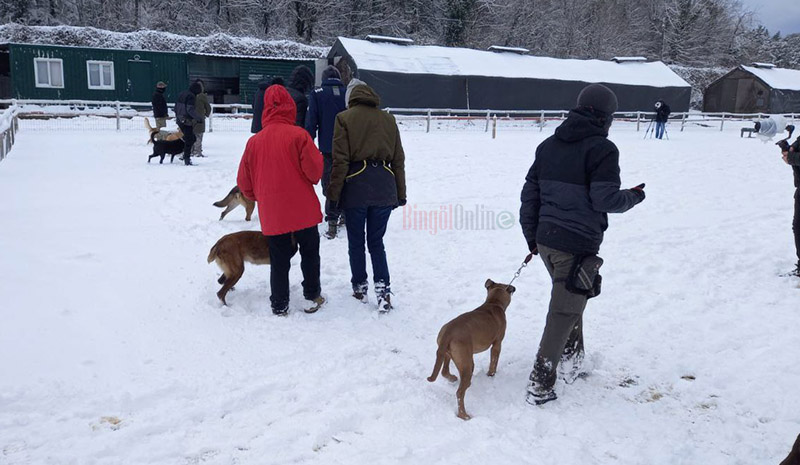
[214,186,256,222]
[207,230,296,305]
[144,117,183,143]
[427,279,515,420]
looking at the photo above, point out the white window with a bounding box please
[86,61,114,90]
[34,58,64,88]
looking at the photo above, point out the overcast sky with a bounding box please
[739,0,800,35]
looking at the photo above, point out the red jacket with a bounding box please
[237,85,324,236]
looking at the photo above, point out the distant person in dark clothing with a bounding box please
[306,65,347,239]
[654,100,671,140]
[781,135,800,277]
[174,81,203,166]
[520,84,645,406]
[251,77,285,134]
[152,81,168,129]
[192,79,212,157]
[287,65,315,127]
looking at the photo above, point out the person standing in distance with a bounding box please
[519,83,646,405]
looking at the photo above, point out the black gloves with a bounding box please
[398,198,407,207]
[630,183,646,203]
[528,241,539,255]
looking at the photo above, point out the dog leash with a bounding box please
[507,252,535,289]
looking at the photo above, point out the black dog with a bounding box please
[147,131,186,164]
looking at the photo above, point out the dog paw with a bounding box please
[487,371,496,377]
[444,375,458,382]
[457,412,471,421]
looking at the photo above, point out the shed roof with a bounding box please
[335,37,690,88]
[741,65,800,91]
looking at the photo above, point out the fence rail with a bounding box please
[0,104,21,162]
[0,99,798,142]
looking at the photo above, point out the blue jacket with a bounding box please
[305,78,346,154]
[520,109,643,254]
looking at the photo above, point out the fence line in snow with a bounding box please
[0,104,21,162]
[1,99,798,139]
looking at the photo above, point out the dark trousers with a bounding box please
[344,206,392,290]
[321,154,343,223]
[794,190,800,263]
[267,225,321,311]
[530,245,588,391]
[655,121,666,139]
[178,123,196,164]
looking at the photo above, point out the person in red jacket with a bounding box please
[237,85,325,315]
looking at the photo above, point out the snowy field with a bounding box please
[1,119,799,464]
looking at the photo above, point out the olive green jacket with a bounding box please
[193,91,212,133]
[328,85,406,202]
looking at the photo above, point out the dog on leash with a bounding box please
[427,279,515,420]
[207,231,297,305]
[781,434,800,465]
[214,186,256,221]
[144,118,185,164]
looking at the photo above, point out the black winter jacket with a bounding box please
[288,66,314,127]
[789,137,800,189]
[250,80,270,133]
[175,82,202,125]
[305,78,346,154]
[655,101,671,123]
[152,88,168,118]
[520,109,642,254]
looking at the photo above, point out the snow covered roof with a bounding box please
[188,51,319,62]
[488,46,529,54]
[335,37,690,88]
[741,65,800,91]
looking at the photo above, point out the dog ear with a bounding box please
[485,279,494,289]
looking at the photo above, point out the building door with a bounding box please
[126,59,152,102]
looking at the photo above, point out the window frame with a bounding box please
[33,58,65,89]
[86,60,115,90]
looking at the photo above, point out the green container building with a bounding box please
[0,43,320,105]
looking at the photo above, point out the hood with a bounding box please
[262,84,297,128]
[348,84,380,108]
[189,81,202,95]
[322,65,341,81]
[554,109,611,142]
[289,65,315,94]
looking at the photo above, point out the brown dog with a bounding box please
[781,434,800,465]
[207,231,271,305]
[427,279,515,420]
[214,186,256,221]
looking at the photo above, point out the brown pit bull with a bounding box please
[780,434,800,465]
[427,279,515,420]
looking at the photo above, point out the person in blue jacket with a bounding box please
[306,65,347,239]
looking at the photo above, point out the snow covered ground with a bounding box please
[1,119,798,464]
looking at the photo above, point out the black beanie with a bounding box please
[322,65,341,80]
[577,84,618,116]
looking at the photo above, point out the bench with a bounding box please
[741,127,756,138]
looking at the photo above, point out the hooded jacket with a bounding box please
[789,137,800,189]
[305,77,346,154]
[152,87,168,118]
[193,82,212,133]
[520,109,642,254]
[175,82,202,125]
[328,85,406,207]
[288,66,315,127]
[237,85,324,236]
[655,101,671,123]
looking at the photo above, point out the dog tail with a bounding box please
[207,241,220,264]
[427,344,447,382]
[213,186,241,208]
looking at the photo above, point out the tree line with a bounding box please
[2,0,799,69]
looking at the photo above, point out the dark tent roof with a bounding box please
[329,37,691,112]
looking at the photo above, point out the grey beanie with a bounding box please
[577,84,618,115]
[322,65,341,80]
[345,78,366,108]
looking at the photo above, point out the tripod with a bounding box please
[644,118,669,140]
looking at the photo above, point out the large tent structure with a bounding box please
[328,36,691,112]
[703,64,800,114]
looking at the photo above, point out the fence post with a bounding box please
[485,111,490,132]
[426,110,431,133]
[492,114,497,139]
[209,109,214,133]
[720,113,725,132]
[636,111,641,132]
[540,110,545,132]
[115,101,120,131]
[681,113,686,132]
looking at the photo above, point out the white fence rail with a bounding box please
[0,99,797,142]
[0,104,21,162]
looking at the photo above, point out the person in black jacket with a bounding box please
[152,82,168,129]
[306,65,347,239]
[519,84,645,405]
[174,81,202,166]
[654,100,671,140]
[287,65,315,127]
[251,77,285,133]
[781,136,800,276]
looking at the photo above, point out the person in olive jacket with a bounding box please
[191,80,212,157]
[327,83,406,313]
[151,81,168,128]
